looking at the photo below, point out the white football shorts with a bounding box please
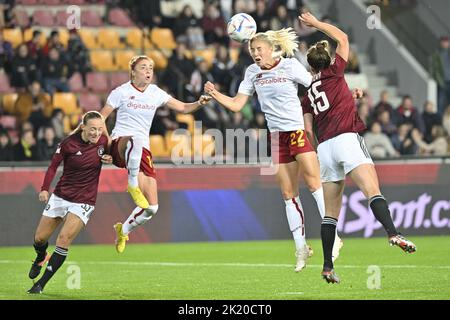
[42,194,95,225]
[317,132,374,182]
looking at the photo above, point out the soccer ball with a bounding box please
[227,13,257,43]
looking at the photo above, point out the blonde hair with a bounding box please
[129,55,155,80]
[249,27,298,58]
[71,111,104,135]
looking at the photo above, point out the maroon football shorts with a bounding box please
[270,130,315,164]
[111,137,156,178]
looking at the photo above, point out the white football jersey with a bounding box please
[106,81,171,148]
[238,57,312,132]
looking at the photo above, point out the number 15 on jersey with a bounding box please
[308,81,330,115]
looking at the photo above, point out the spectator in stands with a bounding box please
[0,0,14,28]
[391,123,417,155]
[150,104,186,136]
[41,47,70,95]
[372,90,394,119]
[364,121,399,158]
[442,104,450,135]
[345,47,360,73]
[412,125,448,156]
[0,129,14,161]
[25,30,42,63]
[395,95,425,133]
[279,0,304,20]
[201,3,228,45]
[358,102,370,125]
[187,58,215,101]
[233,0,256,14]
[67,30,92,87]
[252,0,270,32]
[37,126,59,161]
[132,0,163,28]
[211,45,236,96]
[294,41,309,69]
[270,5,292,31]
[163,42,196,99]
[14,81,52,128]
[429,36,450,115]
[422,101,442,143]
[10,43,40,90]
[174,5,205,50]
[50,108,65,140]
[377,109,397,137]
[41,30,65,57]
[13,129,38,161]
[0,29,13,73]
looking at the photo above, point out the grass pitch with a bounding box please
[1,236,449,300]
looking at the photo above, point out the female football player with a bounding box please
[28,111,112,294]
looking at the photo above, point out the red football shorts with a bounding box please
[111,137,156,178]
[270,130,315,164]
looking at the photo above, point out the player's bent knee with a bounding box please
[144,204,159,217]
[56,233,73,248]
[281,191,298,200]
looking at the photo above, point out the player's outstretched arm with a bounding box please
[298,12,349,61]
[204,81,249,112]
[165,95,211,114]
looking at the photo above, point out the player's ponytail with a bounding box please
[307,40,332,72]
[250,27,298,58]
[71,111,104,135]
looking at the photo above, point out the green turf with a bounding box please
[1,236,449,300]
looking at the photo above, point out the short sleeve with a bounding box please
[290,58,312,87]
[238,67,255,96]
[301,94,313,115]
[156,86,172,107]
[106,87,122,109]
[330,53,347,76]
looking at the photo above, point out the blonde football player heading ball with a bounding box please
[100,56,210,253]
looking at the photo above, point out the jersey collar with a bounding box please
[260,58,282,71]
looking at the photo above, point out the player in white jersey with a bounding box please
[100,55,210,253]
[204,28,342,272]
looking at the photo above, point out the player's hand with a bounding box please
[298,12,319,27]
[352,88,364,99]
[39,191,49,203]
[204,81,216,96]
[198,94,212,105]
[101,154,113,164]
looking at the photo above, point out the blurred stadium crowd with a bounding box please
[0,0,449,162]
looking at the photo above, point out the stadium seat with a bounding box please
[14,10,30,28]
[109,72,130,89]
[176,113,195,135]
[90,50,117,71]
[78,93,102,112]
[97,29,124,50]
[126,28,152,49]
[58,29,70,48]
[81,10,103,27]
[150,135,169,157]
[0,74,15,93]
[78,29,99,49]
[229,48,240,64]
[166,131,191,158]
[150,28,177,50]
[108,8,135,27]
[23,28,46,47]
[2,29,23,48]
[145,50,168,70]
[193,48,216,68]
[42,0,61,5]
[115,50,137,71]
[2,93,18,115]
[16,0,38,4]
[53,93,79,115]
[201,134,215,157]
[55,10,71,27]
[32,10,55,27]
[0,115,17,130]
[86,72,109,93]
[68,72,84,93]
[63,0,85,4]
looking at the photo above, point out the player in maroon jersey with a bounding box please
[299,12,416,284]
[27,111,112,294]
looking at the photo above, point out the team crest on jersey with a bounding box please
[97,146,105,157]
[130,96,135,100]
[256,73,263,79]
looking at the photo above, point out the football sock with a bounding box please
[33,241,48,263]
[322,216,337,270]
[369,195,398,237]
[122,205,158,235]
[312,187,325,219]
[284,196,306,250]
[125,138,143,188]
[37,246,68,289]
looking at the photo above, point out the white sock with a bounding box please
[125,138,143,188]
[284,196,306,250]
[312,187,325,219]
[122,205,158,235]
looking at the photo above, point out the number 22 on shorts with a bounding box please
[290,130,305,147]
